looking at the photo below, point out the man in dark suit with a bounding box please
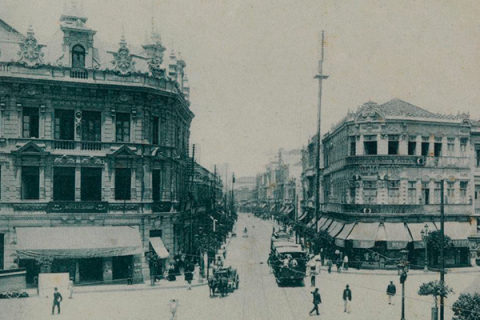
[309,288,322,316]
[343,284,352,313]
[51,287,63,315]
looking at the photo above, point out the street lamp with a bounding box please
[420,224,429,272]
[398,249,409,320]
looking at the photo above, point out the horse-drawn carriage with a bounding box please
[208,266,239,297]
[0,268,28,299]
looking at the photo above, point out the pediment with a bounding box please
[110,145,137,157]
[13,141,47,155]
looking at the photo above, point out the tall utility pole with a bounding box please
[213,165,217,211]
[190,144,195,255]
[314,31,329,223]
[440,180,445,320]
[231,173,235,213]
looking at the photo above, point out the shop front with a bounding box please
[15,226,144,285]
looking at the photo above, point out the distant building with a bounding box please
[0,4,194,284]
[302,99,479,268]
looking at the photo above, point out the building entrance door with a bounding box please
[112,256,133,281]
[79,258,103,283]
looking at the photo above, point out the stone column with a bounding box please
[357,136,364,155]
[39,166,45,200]
[378,135,388,155]
[75,166,81,201]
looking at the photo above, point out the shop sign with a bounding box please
[387,241,408,250]
[47,202,108,214]
[352,240,375,249]
[452,240,470,247]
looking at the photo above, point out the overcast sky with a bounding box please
[2,0,480,177]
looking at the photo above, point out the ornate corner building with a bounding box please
[302,99,480,268]
[0,5,194,285]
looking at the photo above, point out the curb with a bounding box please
[75,281,209,295]
[318,266,480,277]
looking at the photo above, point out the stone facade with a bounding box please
[0,6,194,284]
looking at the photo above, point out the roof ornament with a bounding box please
[145,17,166,78]
[111,32,136,75]
[17,25,45,68]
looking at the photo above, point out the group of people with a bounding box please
[309,285,353,316]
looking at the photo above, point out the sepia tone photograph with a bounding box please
[1,0,480,319]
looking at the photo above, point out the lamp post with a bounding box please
[398,249,409,320]
[420,224,429,272]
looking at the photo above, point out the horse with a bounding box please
[218,277,228,297]
[208,277,217,297]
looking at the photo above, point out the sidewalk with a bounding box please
[318,265,480,276]
[25,277,208,297]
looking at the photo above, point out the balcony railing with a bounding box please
[54,140,75,150]
[70,69,88,79]
[81,141,102,151]
[324,203,472,216]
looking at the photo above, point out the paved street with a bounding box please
[2,213,479,320]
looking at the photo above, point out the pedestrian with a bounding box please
[320,249,325,266]
[327,259,332,274]
[51,287,63,315]
[386,281,396,305]
[343,255,349,271]
[68,278,74,299]
[309,259,317,287]
[168,299,179,320]
[127,264,133,285]
[336,259,342,273]
[343,284,352,313]
[309,288,322,316]
[185,263,193,290]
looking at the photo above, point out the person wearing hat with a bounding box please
[51,287,63,315]
[386,281,396,305]
[309,288,322,316]
[343,284,352,313]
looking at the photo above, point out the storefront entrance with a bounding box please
[112,256,132,281]
[79,258,103,283]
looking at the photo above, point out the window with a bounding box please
[72,45,86,69]
[434,142,442,157]
[152,117,159,145]
[53,167,75,201]
[388,180,400,204]
[421,141,430,156]
[408,181,417,204]
[81,168,102,201]
[422,182,430,205]
[22,107,39,138]
[115,168,131,200]
[460,138,468,155]
[363,180,377,204]
[152,169,161,201]
[116,113,130,142]
[349,136,356,156]
[447,182,455,203]
[460,181,468,202]
[408,140,416,156]
[476,145,480,167]
[447,138,455,156]
[364,135,377,155]
[434,182,442,204]
[54,110,75,140]
[388,135,399,155]
[22,166,39,200]
[81,111,101,141]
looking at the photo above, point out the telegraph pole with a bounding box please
[190,144,195,255]
[314,31,328,223]
[440,179,445,320]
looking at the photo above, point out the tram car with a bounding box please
[270,246,307,285]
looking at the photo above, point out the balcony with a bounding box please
[81,141,102,151]
[70,69,88,79]
[54,140,75,150]
[346,155,423,166]
[324,203,472,216]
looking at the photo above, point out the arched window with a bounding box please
[72,45,85,69]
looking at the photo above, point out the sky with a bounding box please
[2,0,480,177]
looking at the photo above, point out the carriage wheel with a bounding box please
[6,291,20,299]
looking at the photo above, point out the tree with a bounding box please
[418,280,453,309]
[314,230,335,258]
[452,293,480,320]
[426,231,454,266]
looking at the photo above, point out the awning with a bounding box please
[297,210,308,221]
[335,223,356,247]
[260,204,267,209]
[327,221,344,237]
[270,205,276,212]
[16,227,143,259]
[442,222,474,247]
[287,206,295,215]
[407,222,437,249]
[149,237,169,259]
[316,217,329,231]
[319,219,333,232]
[383,223,412,250]
[347,223,379,248]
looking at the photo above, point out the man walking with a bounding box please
[386,281,396,305]
[168,299,179,320]
[343,255,349,271]
[343,284,352,313]
[310,260,317,287]
[51,287,63,315]
[68,278,74,299]
[327,259,332,274]
[309,288,322,316]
